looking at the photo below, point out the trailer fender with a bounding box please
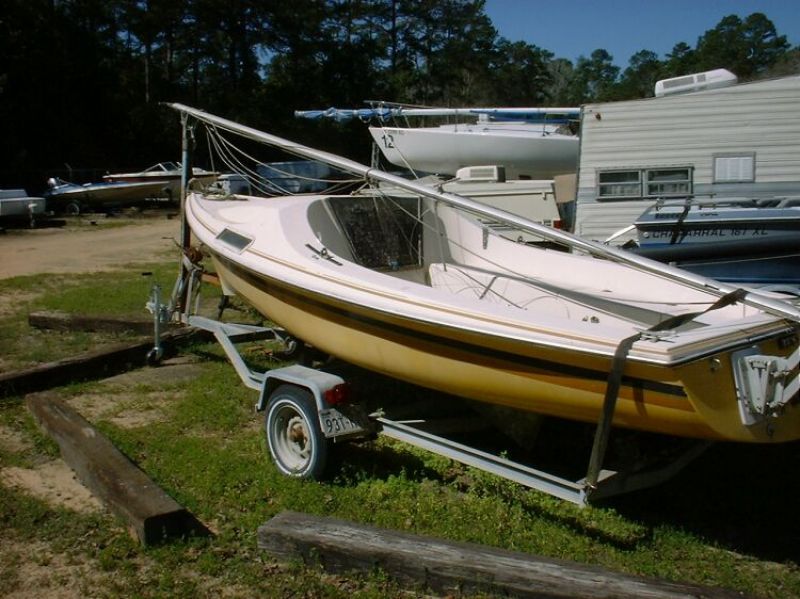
[256,364,345,413]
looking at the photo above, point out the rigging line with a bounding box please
[207,125,293,196]
[258,161,362,185]
[208,125,271,186]
[324,180,362,195]
[368,189,424,263]
[208,116,356,171]
[205,125,261,184]
[205,128,216,175]
[375,121,422,179]
[373,191,720,315]
[448,266,529,311]
[208,124,364,195]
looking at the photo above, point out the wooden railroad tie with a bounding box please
[26,393,210,546]
[258,510,747,599]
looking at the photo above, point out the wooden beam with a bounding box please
[26,393,210,546]
[0,327,210,398]
[28,311,158,335]
[258,511,745,599]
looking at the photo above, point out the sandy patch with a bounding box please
[0,217,181,280]
[65,389,183,429]
[99,356,206,388]
[0,460,103,513]
[61,358,205,428]
[0,538,257,599]
[0,539,104,599]
[0,424,34,454]
[0,289,39,318]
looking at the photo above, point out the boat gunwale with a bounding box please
[209,248,691,401]
[186,192,795,369]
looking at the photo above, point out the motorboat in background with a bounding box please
[171,103,800,447]
[295,105,580,180]
[616,197,800,288]
[103,162,217,200]
[0,189,46,225]
[44,177,168,214]
[257,160,338,194]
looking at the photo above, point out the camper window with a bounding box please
[597,167,692,200]
[598,170,641,198]
[645,168,692,196]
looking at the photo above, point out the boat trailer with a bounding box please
[147,255,710,507]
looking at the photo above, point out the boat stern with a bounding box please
[680,331,800,442]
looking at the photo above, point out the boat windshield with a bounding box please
[145,162,180,173]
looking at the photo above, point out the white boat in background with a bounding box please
[0,189,46,223]
[44,177,168,214]
[103,162,217,200]
[628,197,800,288]
[172,103,800,445]
[295,106,580,179]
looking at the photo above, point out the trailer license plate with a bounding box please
[319,408,364,438]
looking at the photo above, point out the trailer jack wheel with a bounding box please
[265,385,328,479]
[146,347,163,366]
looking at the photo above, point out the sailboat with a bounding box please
[171,103,800,445]
[295,105,579,179]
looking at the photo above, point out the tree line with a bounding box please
[1,0,797,193]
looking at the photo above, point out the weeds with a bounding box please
[0,251,798,598]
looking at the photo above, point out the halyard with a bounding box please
[0,215,798,598]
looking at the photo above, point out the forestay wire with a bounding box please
[171,102,800,325]
[200,120,365,197]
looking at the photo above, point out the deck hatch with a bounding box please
[217,228,253,252]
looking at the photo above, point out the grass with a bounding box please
[1,246,799,597]
[0,261,178,370]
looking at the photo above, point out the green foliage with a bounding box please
[693,13,790,79]
[1,259,800,597]
[0,260,178,370]
[566,48,620,103]
[2,2,794,193]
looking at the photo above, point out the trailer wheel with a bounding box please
[265,385,327,479]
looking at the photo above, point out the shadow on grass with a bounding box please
[606,439,800,565]
[317,363,653,548]
[198,352,799,560]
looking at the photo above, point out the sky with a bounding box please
[482,0,799,66]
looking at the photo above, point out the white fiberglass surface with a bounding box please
[190,193,779,359]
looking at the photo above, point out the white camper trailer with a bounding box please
[573,72,800,243]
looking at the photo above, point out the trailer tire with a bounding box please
[265,385,327,480]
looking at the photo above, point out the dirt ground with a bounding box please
[1,214,198,508]
[1,216,208,597]
[0,215,182,280]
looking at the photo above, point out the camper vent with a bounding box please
[455,165,506,183]
[654,69,737,97]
